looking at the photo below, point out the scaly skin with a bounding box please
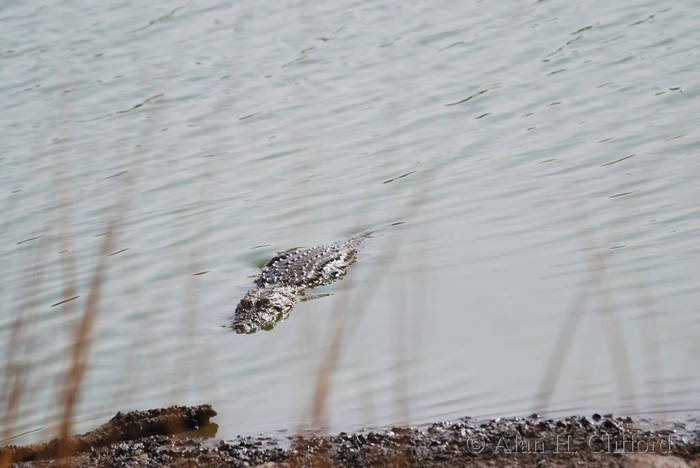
[232,238,363,334]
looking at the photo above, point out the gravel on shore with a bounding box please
[5,406,699,467]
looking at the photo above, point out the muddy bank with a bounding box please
[6,407,700,467]
[1,405,215,464]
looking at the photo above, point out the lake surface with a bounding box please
[1,0,699,444]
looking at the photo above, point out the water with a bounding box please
[1,0,699,444]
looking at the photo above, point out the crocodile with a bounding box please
[232,237,364,334]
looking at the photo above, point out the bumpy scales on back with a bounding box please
[233,238,363,333]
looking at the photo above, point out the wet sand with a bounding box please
[5,406,699,467]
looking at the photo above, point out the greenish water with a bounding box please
[1,0,699,443]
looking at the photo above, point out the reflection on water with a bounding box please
[1,0,699,444]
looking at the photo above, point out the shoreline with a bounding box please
[4,405,699,467]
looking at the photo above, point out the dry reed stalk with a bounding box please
[53,169,79,332]
[167,259,202,437]
[310,310,351,430]
[392,281,410,425]
[306,165,440,442]
[616,196,665,414]
[535,204,636,413]
[56,218,118,461]
[0,237,48,468]
[170,180,212,409]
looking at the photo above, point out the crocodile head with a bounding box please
[232,286,297,334]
